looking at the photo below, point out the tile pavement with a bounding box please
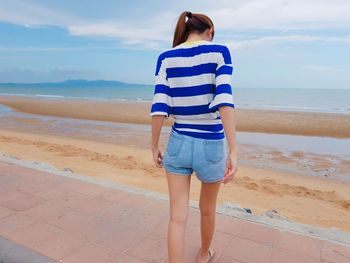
[0,160,349,263]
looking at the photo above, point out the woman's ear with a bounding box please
[202,27,214,41]
[208,26,214,40]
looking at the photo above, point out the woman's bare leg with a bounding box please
[198,181,222,262]
[166,171,191,263]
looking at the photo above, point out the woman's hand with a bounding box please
[152,147,163,168]
[151,116,165,168]
[222,151,238,184]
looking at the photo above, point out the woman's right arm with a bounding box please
[210,45,238,183]
[219,106,238,183]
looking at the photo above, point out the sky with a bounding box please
[0,0,350,89]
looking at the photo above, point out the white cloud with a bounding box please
[1,0,350,50]
[207,0,350,30]
[0,0,80,26]
[226,35,350,50]
[68,23,170,46]
[67,11,176,49]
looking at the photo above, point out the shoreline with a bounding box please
[0,106,349,182]
[0,95,350,138]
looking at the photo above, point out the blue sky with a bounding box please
[0,0,349,89]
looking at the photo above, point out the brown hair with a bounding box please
[172,11,214,48]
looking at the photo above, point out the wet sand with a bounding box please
[0,95,350,138]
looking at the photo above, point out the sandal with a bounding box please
[207,249,216,262]
[197,248,216,263]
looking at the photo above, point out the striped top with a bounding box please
[149,40,235,140]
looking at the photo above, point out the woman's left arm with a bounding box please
[151,115,165,167]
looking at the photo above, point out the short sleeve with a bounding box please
[149,54,172,119]
[208,45,235,112]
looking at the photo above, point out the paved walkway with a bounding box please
[0,160,350,263]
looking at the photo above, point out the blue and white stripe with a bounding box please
[150,40,235,140]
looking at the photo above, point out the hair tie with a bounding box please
[187,12,192,19]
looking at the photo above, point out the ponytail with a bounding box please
[172,11,214,48]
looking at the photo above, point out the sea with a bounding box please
[0,80,349,115]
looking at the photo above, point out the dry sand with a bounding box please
[0,96,349,233]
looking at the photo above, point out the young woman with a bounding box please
[150,11,238,263]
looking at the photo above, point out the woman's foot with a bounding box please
[197,247,215,263]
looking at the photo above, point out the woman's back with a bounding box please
[150,11,238,262]
[150,40,235,140]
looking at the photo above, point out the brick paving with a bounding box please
[0,160,350,263]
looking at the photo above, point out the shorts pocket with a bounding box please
[204,139,225,163]
[166,133,184,157]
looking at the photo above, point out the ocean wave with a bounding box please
[237,104,350,114]
[35,94,66,98]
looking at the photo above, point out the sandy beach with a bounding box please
[0,95,350,138]
[0,95,349,233]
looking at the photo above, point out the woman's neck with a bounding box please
[186,32,209,42]
[186,36,205,42]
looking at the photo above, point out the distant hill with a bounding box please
[0,79,152,88]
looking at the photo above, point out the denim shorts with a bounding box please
[162,129,228,183]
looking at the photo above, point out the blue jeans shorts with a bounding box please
[162,129,228,183]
